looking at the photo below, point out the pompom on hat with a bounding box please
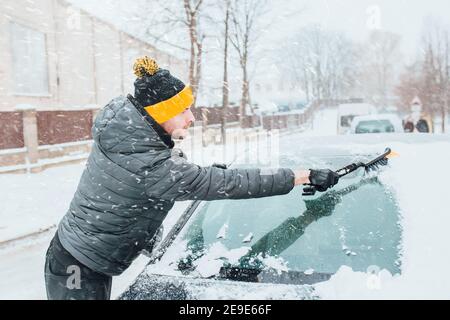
[133,56,194,124]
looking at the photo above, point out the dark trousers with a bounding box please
[44,232,112,300]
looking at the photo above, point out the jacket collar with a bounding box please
[127,94,175,149]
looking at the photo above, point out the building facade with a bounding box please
[0,0,188,112]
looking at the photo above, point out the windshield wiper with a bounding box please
[218,266,261,282]
[218,266,332,285]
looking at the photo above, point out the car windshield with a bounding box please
[172,154,402,285]
[356,120,395,134]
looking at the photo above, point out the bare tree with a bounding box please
[135,0,209,107]
[183,0,206,105]
[220,0,231,143]
[229,0,268,127]
[395,62,424,112]
[324,33,358,101]
[361,31,402,108]
[421,20,449,132]
[278,25,357,103]
[395,19,449,132]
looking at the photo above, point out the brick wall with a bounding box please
[37,111,93,145]
[0,112,24,149]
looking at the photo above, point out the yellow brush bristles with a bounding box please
[133,56,159,78]
[386,150,400,159]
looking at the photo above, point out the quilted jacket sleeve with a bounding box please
[143,149,296,202]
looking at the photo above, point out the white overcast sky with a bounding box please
[67,0,450,103]
[273,0,450,62]
[68,0,450,61]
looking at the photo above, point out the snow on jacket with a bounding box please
[57,95,296,276]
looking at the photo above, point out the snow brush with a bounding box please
[302,147,398,196]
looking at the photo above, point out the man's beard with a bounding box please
[172,128,190,140]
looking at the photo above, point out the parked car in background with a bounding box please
[337,103,377,134]
[350,114,404,134]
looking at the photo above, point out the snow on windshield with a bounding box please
[314,140,450,299]
[146,138,450,299]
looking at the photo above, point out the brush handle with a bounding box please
[335,162,365,177]
[364,148,391,168]
[302,148,391,196]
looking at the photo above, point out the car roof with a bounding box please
[352,113,402,122]
[338,103,376,115]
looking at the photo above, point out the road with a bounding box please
[0,229,150,300]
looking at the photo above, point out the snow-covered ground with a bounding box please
[0,163,84,243]
[0,231,152,300]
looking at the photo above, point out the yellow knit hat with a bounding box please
[133,56,194,124]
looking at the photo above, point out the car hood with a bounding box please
[119,273,317,300]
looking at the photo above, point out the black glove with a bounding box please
[308,169,340,192]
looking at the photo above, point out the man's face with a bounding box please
[160,106,196,139]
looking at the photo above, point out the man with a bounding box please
[44,56,339,300]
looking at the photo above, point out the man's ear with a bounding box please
[159,121,172,135]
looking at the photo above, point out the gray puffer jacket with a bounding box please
[57,95,296,276]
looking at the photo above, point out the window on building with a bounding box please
[10,22,49,95]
